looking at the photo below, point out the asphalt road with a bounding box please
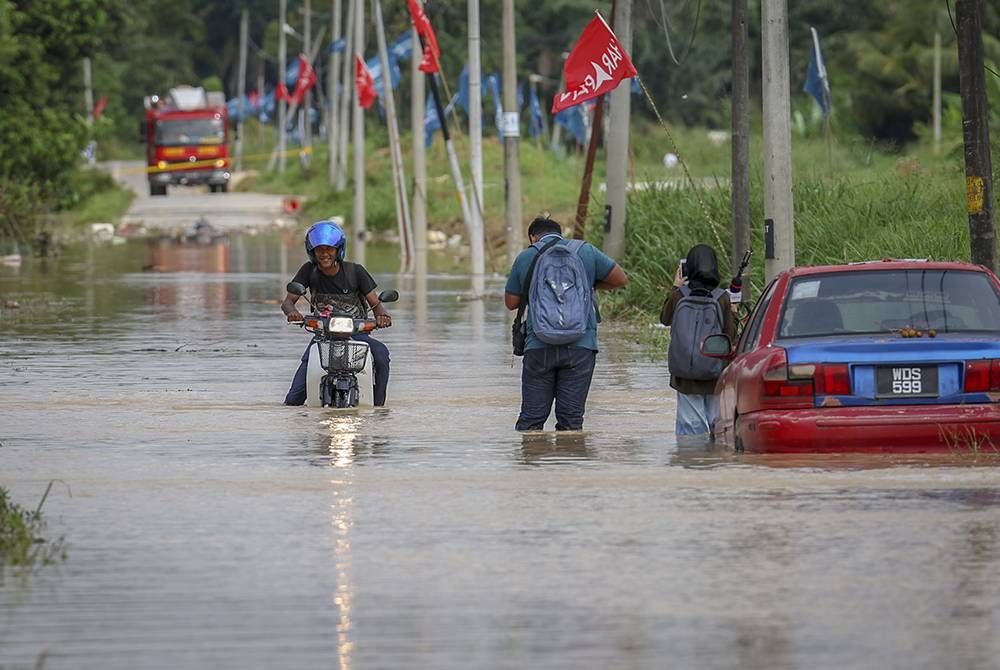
[105,160,299,235]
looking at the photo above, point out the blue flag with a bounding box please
[456,65,470,113]
[803,27,830,117]
[390,32,413,62]
[554,104,586,146]
[365,53,401,98]
[328,37,346,54]
[528,85,545,140]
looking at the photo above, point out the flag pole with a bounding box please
[373,0,413,273]
[425,64,475,256]
[571,2,615,241]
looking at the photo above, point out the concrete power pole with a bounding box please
[236,9,248,172]
[731,0,751,278]
[328,0,343,184]
[501,0,522,266]
[352,0,366,264]
[373,0,413,272]
[278,0,287,173]
[336,0,356,192]
[956,0,997,273]
[603,0,632,259]
[303,0,312,165]
[468,0,486,282]
[83,57,94,123]
[761,0,794,281]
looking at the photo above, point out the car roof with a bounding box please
[782,259,993,279]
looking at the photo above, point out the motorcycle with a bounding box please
[288,282,399,408]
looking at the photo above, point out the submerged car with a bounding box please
[702,259,1000,453]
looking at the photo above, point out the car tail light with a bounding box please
[760,350,815,409]
[759,351,850,410]
[964,359,1000,392]
[816,363,851,395]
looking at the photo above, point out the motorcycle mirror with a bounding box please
[378,289,399,304]
[287,281,307,296]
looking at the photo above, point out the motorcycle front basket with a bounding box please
[320,339,369,373]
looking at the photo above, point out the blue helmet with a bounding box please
[304,220,346,263]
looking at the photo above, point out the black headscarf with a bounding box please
[685,244,721,290]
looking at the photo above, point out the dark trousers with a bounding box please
[516,346,597,431]
[284,333,390,406]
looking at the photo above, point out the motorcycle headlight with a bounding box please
[327,317,355,334]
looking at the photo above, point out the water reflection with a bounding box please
[323,415,358,670]
[519,431,592,465]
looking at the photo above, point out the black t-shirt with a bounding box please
[290,261,377,318]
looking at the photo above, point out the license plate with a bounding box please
[876,365,938,398]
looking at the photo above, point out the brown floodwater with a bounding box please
[2,237,1000,670]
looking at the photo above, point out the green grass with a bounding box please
[57,168,136,229]
[0,483,66,577]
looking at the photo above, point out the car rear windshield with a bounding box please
[778,268,1000,338]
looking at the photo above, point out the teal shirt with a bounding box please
[505,234,617,351]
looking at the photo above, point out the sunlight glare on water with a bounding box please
[2,238,1000,670]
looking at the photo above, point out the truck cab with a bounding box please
[142,86,231,197]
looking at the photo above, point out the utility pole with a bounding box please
[336,0,356,191]
[303,0,312,165]
[373,0,413,272]
[328,0,343,184]
[236,9,248,172]
[603,0,631,259]
[933,32,941,156]
[731,0,750,279]
[278,0,288,173]
[411,27,428,280]
[501,0,522,266]
[468,0,486,282]
[352,0,366,264]
[761,0,794,281]
[956,0,997,272]
[83,57,94,124]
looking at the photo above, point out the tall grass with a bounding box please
[607,135,980,320]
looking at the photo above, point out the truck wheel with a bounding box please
[219,183,229,193]
[150,184,167,197]
[209,184,218,193]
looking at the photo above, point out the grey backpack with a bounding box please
[667,285,726,380]
[528,239,592,345]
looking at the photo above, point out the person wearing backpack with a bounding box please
[504,216,628,431]
[659,244,736,440]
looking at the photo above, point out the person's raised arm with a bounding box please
[595,264,627,291]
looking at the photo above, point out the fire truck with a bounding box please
[141,86,231,197]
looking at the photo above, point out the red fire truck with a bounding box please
[141,86,231,197]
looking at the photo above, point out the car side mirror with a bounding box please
[287,281,307,296]
[378,289,399,304]
[701,333,733,358]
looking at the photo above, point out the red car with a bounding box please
[702,260,1000,453]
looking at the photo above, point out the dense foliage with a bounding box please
[1,0,998,249]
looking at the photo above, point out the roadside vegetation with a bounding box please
[0,483,66,579]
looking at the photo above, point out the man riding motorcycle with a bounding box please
[281,220,393,405]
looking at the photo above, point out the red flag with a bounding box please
[406,0,441,74]
[355,55,377,109]
[92,95,107,120]
[550,12,637,114]
[276,82,290,102]
[291,54,317,104]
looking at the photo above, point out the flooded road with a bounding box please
[2,237,1000,670]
